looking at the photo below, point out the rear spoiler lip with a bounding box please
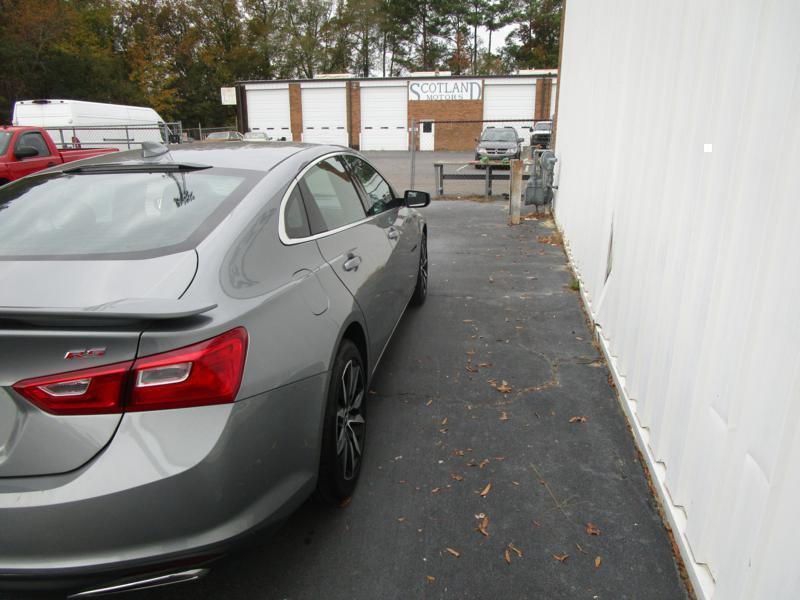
[0,299,217,325]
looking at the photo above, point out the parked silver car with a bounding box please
[0,141,429,595]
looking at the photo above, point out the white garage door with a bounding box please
[301,83,348,145]
[360,83,408,151]
[482,79,537,137]
[245,84,293,141]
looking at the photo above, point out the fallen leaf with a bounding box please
[512,481,520,486]
[496,381,513,394]
[479,459,490,469]
[553,553,569,563]
[569,415,588,423]
[466,364,478,373]
[533,520,541,527]
[397,517,406,523]
[453,449,465,457]
[509,543,523,557]
[426,399,433,406]
[595,556,602,568]
[504,549,511,564]
[431,487,440,494]
[339,497,352,508]
[463,319,474,323]
[466,350,476,356]
[477,516,490,537]
[499,411,509,421]
[446,547,461,558]
[441,417,448,426]
[480,482,492,497]
[451,473,464,481]
[426,575,436,583]
[575,543,587,554]
[478,362,492,368]
[586,522,601,536]
[489,276,495,283]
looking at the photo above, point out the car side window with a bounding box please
[16,132,50,157]
[301,157,365,232]
[342,156,397,216]
[284,186,311,239]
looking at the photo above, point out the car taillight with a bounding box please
[128,327,247,412]
[12,328,248,416]
[13,361,133,415]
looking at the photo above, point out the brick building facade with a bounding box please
[236,73,556,152]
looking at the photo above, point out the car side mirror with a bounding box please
[15,146,39,159]
[404,190,430,208]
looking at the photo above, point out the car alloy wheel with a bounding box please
[411,235,428,305]
[336,358,365,481]
[316,339,367,503]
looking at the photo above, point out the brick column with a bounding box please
[289,83,303,142]
[348,81,361,149]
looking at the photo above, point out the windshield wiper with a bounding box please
[63,162,211,174]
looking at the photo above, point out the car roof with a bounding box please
[59,142,350,173]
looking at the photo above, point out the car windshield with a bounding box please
[481,129,517,142]
[534,122,552,131]
[244,132,267,140]
[206,132,231,140]
[0,131,12,155]
[0,168,261,260]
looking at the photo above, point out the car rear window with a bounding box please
[0,168,261,260]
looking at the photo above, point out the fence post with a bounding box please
[509,159,523,225]
[410,118,416,190]
[198,123,203,141]
[124,126,131,150]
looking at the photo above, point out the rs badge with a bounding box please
[64,348,107,360]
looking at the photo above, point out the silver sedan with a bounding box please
[0,141,429,595]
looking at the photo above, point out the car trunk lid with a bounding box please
[0,252,200,477]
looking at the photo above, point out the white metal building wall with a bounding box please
[359,81,408,150]
[244,83,293,140]
[553,1,800,599]
[482,78,537,136]
[300,81,348,145]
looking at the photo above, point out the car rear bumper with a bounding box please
[0,372,327,591]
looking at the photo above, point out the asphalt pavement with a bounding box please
[363,151,507,198]
[121,200,689,600]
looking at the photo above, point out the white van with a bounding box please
[12,100,169,151]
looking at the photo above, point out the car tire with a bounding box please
[410,233,428,306]
[315,339,367,505]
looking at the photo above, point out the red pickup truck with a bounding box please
[0,125,117,185]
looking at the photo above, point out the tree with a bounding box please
[503,0,562,69]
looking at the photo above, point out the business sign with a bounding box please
[220,87,237,105]
[409,80,482,102]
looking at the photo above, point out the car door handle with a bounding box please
[343,254,362,272]
[387,227,399,240]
